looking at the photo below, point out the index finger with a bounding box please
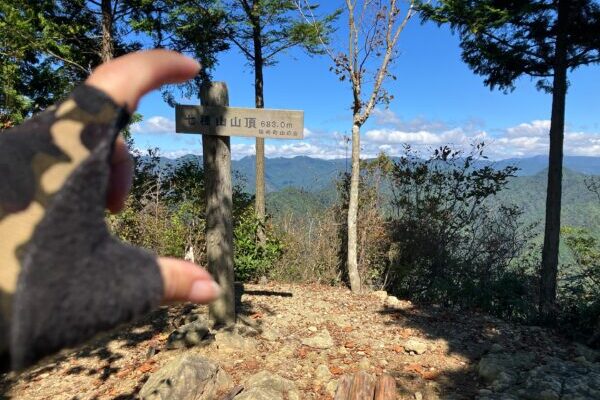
[85,50,201,113]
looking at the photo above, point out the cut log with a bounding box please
[334,374,354,400]
[374,374,396,400]
[348,371,376,400]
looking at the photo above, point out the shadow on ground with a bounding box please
[375,298,573,400]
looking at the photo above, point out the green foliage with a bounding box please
[0,0,142,126]
[234,208,283,281]
[558,226,600,337]
[226,0,338,67]
[385,144,536,319]
[418,0,600,92]
[110,149,254,264]
[130,0,230,102]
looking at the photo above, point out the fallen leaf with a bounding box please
[330,366,344,375]
[404,363,423,374]
[422,371,440,380]
[297,347,309,359]
[137,360,156,373]
[116,368,130,379]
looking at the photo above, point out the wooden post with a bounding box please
[200,82,235,326]
[348,371,376,400]
[374,375,396,400]
[334,375,354,400]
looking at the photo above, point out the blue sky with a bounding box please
[131,6,600,161]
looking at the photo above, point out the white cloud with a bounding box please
[365,129,444,145]
[132,114,600,160]
[372,108,448,131]
[505,120,550,138]
[372,108,402,125]
[161,149,202,159]
[131,116,176,134]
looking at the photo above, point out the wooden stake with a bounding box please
[200,82,235,326]
[334,374,354,400]
[374,374,396,400]
[348,371,376,400]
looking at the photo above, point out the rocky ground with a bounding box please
[1,282,599,399]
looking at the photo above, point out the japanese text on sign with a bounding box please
[176,105,304,140]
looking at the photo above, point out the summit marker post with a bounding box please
[176,82,304,325]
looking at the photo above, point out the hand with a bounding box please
[86,50,220,304]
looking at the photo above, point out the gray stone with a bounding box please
[166,320,210,349]
[140,354,232,400]
[478,352,535,384]
[372,290,388,302]
[243,371,299,400]
[489,343,504,353]
[234,387,282,400]
[301,329,334,349]
[261,328,280,342]
[385,296,400,307]
[315,364,332,382]
[215,331,257,353]
[574,342,599,363]
[404,338,428,355]
[358,357,371,371]
[326,380,338,397]
[246,371,296,392]
[288,390,300,400]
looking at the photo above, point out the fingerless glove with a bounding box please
[0,85,163,370]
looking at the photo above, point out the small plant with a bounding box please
[234,208,283,282]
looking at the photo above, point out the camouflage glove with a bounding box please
[0,85,163,370]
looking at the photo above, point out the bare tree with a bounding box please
[298,0,415,292]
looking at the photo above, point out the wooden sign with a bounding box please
[176,105,304,139]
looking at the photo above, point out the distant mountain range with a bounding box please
[150,154,600,194]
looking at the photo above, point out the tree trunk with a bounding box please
[100,0,114,62]
[252,7,267,245]
[201,82,236,326]
[539,0,569,325]
[347,121,362,292]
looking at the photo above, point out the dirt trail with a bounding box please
[0,283,585,399]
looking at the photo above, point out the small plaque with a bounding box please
[176,105,304,139]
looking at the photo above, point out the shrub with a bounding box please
[234,208,283,281]
[385,144,535,318]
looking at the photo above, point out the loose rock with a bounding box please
[166,320,210,349]
[261,327,280,342]
[358,357,371,371]
[243,371,300,400]
[404,338,428,355]
[315,364,332,382]
[234,387,282,400]
[372,290,388,302]
[215,331,257,353]
[139,355,232,400]
[301,329,334,349]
